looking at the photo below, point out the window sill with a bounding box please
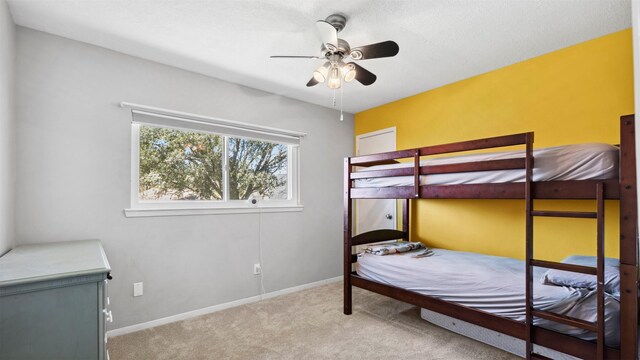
[124,205,304,218]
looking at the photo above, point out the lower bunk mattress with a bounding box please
[356,248,620,347]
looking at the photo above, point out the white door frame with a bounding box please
[356,127,397,148]
[355,127,397,235]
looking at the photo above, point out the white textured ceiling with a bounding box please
[7,0,632,113]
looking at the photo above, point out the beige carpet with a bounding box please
[108,281,519,360]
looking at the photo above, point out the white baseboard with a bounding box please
[106,276,342,338]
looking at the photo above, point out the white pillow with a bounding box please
[540,255,620,299]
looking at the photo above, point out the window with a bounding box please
[125,105,303,216]
[138,126,225,201]
[226,137,289,201]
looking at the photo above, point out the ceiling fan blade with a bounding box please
[306,77,320,87]
[350,41,399,60]
[270,55,320,59]
[350,62,377,86]
[315,20,338,51]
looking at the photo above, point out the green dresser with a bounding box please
[0,240,112,360]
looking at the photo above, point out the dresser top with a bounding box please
[0,240,111,287]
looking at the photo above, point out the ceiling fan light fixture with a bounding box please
[312,61,331,83]
[342,63,356,82]
[272,13,399,93]
[327,66,342,89]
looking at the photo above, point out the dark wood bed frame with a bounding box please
[343,115,638,360]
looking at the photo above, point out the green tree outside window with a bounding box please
[139,126,288,201]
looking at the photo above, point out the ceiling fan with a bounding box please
[271,14,399,89]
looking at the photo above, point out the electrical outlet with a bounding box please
[133,282,143,297]
[253,263,261,275]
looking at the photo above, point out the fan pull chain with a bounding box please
[340,85,344,121]
[332,90,336,108]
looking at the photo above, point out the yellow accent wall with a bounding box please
[354,29,633,261]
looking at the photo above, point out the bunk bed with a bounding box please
[343,115,638,360]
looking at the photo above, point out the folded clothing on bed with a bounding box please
[364,241,424,256]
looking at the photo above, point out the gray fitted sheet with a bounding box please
[354,143,618,187]
[357,248,620,346]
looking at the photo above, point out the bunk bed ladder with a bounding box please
[525,182,605,360]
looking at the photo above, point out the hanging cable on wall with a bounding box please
[257,204,266,298]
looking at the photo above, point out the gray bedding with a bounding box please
[357,248,620,346]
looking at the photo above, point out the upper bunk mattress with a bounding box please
[354,143,618,187]
[357,248,620,346]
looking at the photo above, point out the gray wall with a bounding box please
[15,27,353,330]
[0,0,15,256]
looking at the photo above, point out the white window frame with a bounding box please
[122,103,304,217]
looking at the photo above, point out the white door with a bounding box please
[356,127,396,235]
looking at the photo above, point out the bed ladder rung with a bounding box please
[532,309,597,332]
[529,353,553,360]
[530,210,597,219]
[530,259,597,275]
